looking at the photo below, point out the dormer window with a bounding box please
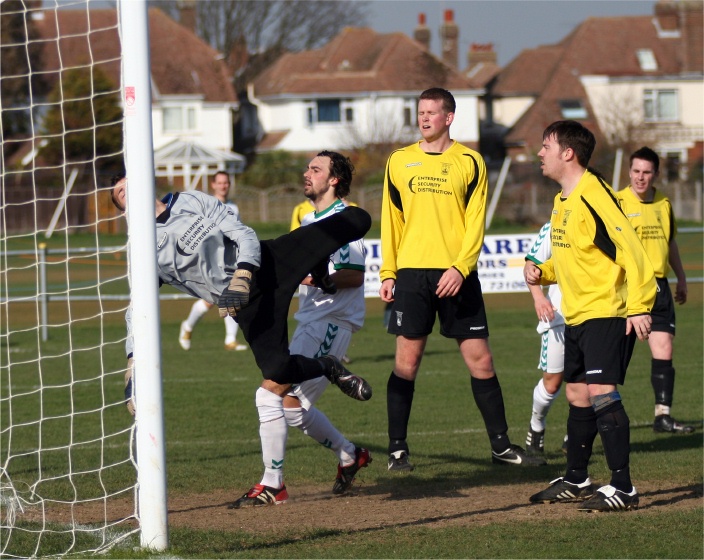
[559,99,587,120]
[636,49,658,71]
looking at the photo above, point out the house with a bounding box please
[488,0,703,173]
[25,7,243,182]
[247,23,484,154]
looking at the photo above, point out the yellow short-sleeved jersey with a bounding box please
[380,141,488,280]
[616,187,675,279]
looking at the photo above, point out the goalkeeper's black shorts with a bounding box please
[236,206,371,385]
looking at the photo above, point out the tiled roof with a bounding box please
[257,130,290,151]
[251,27,479,98]
[498,13,702,150]
[34,8,235,103]
[492,45,563,96]
[464,61,502,89]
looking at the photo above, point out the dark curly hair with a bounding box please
[316,150,354,199]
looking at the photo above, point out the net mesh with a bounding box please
[1,1,139,556]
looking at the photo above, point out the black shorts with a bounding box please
[651,278,676,335]
[564,318,636,385]
[237,206,371,383]
[387,269,489,339]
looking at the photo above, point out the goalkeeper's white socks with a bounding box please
[284,406,356,466]
[256,387,287,489]
[530,378,560,432]
[224,316,239,345]
[184,299,210,331]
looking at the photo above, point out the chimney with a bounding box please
[414,13,431,51]
[178,0,196,32]
[654,1,703,73]
[681,1,703,73]
[467,43,497,66]
[440,9,458,68]
[654,0,679,31]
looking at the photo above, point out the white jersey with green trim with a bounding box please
[525,222,564,333]
[294,200,366,331]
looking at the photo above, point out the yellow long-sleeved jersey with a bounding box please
[616,187,675,279]
[537,171,656,326]
[380,141,488,281]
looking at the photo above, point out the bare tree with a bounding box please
[154,0,368,85]
[339,106,416,151]
[590,86,653,153]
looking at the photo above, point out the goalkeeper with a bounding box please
[111,176,372,413]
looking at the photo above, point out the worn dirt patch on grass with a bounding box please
[29,479,702,536]
[164,480,702,535]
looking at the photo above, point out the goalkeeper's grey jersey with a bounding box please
[125,191,260,357]
[155,191,260,303]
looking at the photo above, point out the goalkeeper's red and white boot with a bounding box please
[318,356,372,401]
[228,484,288,509]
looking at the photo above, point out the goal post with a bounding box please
[119,0,169,551]
[0,0,167,555]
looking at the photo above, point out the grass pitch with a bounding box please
[2,228,702,558]
[119,285,702,558]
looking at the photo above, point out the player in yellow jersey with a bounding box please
[525,121,656,512]
[380,87,545,471]
[290,199,315,231]
[617,147,693,434]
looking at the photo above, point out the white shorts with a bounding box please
[288,320,353,410]
[538,325,565,374]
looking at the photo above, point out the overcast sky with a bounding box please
[368,0,656,67]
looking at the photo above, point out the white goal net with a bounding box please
[1,1,164,556]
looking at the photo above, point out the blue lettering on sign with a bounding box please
[482,237,534,255]
[367,241,381,259]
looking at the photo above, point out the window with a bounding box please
[636,49,658,71]
[163,106,197,132]
[643,89,677,122]
[163,107,182,131]
[317,99,340,122]
[306,99,354,124]
[559,99,588,120]
[403,98,416,127]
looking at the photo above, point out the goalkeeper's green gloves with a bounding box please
[218,269,252,317]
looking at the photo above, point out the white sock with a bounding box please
[655,404,670,417]
[224,316,238,345]
[256,387,287,489]
[530,379,560,432]
[284,406,355,466]
[184,299,210,331]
